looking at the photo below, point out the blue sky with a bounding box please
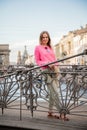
[0,0,87,62]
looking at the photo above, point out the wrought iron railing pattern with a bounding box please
[0,50,87,120]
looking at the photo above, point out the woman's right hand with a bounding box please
[48,64,55,70]
[48,65,59,77]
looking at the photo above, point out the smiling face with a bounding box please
[39,31,51,47]
[41,33,49,46]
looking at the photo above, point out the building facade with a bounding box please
[55,24,87,65]
[0,44,10,67]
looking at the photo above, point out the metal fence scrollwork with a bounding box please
[0,50,87,120]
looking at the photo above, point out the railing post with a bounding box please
[29,70,34,117]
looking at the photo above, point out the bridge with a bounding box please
[0,50,87,130]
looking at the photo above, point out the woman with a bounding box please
[34,31,61,119]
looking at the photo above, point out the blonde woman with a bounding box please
[34,31,62,119]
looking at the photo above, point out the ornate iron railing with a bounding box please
[0,49,87,120]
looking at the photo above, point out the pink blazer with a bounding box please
[34,45,58,68]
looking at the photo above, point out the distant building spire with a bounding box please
[22,45,28,64]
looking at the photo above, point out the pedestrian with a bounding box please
[34,31,61,119]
